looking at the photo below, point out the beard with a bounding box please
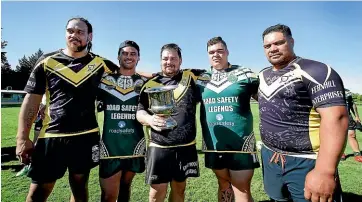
[68,40,88,52]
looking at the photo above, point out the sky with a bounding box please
[2,1,362,93]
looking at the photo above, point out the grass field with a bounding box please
[1,104,362,202]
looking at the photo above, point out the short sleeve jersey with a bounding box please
[24,50,117,138]
[258,57,346,154]
[138,69,204,146]
[98,73,148,159]
[197,65,259,153]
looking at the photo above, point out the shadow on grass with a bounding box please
[1,146,17,163]
[343,192,362,201]
[1,164,24,172]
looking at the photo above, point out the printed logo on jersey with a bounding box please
[100,77,139,101]
[200,67,253,94]
[118,121,126,128]
[227,72,238,83]
[216,114,224,121]
[117,76,133,89]
[45,57,104,87]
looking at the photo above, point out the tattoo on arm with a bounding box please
[25,105,38,129]
[221,184,234,202]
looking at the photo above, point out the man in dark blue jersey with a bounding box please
[258,24,348,202]
[340,89,362,162]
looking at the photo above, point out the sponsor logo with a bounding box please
[216,114,223,121]
[118,120,126,128]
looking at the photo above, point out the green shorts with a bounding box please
[99,157,145,179]
[205,152,260,170]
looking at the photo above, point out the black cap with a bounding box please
[118,40,140,56]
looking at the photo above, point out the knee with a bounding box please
[216,176,231,190]
[171,183,186,196]
[348,131,356,138]
[150,184,167,198]
[101,191,118,202]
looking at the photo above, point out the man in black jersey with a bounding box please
[16,17,117,202]
[258,24,348,202]
[340,89,362,162]
[137,43,201,202]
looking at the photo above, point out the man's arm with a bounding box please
[352,103,360,122]
[137,71,156,79]
[315,106,348,173]
[16,56,46,164]
[303,64,347,202]
[17,94,43,139]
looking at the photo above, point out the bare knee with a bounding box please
[150,183,168,201]
[230,170,254,192]
[171,180,186,196]
[348,131,356,138]
[213,169,231,190]
[69,172,90,202]
[26,182,55,202]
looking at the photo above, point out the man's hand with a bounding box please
[355,116,361,123]
[146,115,167,132]
[16,138,34,165]
[304,169,336,202]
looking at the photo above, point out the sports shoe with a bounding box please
[340,154,346,161]
[16,165,30,177]
[354,155,362,163]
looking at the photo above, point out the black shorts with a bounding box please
[145,144,199,184]
[27,132,100,184]
[99,157,146,179]
[348,115,357,131]
[205,152,260,170]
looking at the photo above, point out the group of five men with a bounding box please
[15,17,360,202]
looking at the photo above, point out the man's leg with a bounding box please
[347,129,362,162]
[212,169,234,202]
[230,170,254,202]
[260,146,289,202]
[118,157,145,201]
[26,137,68,202]
[68,133,100,202]
[69,172,91,202]
[100,169,122,202]
[205,153,233,202]
[229,153,260,202]
[118,170,136,202]
[169,180,186,202]
[146,146,173,202]
[149,183,168,202]
[26,182,56,202]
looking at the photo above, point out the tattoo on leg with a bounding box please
[221,184,234,202]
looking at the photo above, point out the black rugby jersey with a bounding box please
[258,57,346,154]
[346,91,355,116]
[138,69,204,146]
[24,50,118,138]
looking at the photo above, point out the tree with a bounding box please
[16,49,44,74]
[14,48,44,90]
[1,31,11,71]
[1,31,15,89]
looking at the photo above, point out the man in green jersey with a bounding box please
[197,36,260,202]
[98,40,148,202]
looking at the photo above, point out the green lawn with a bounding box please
[1,105,362,202]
